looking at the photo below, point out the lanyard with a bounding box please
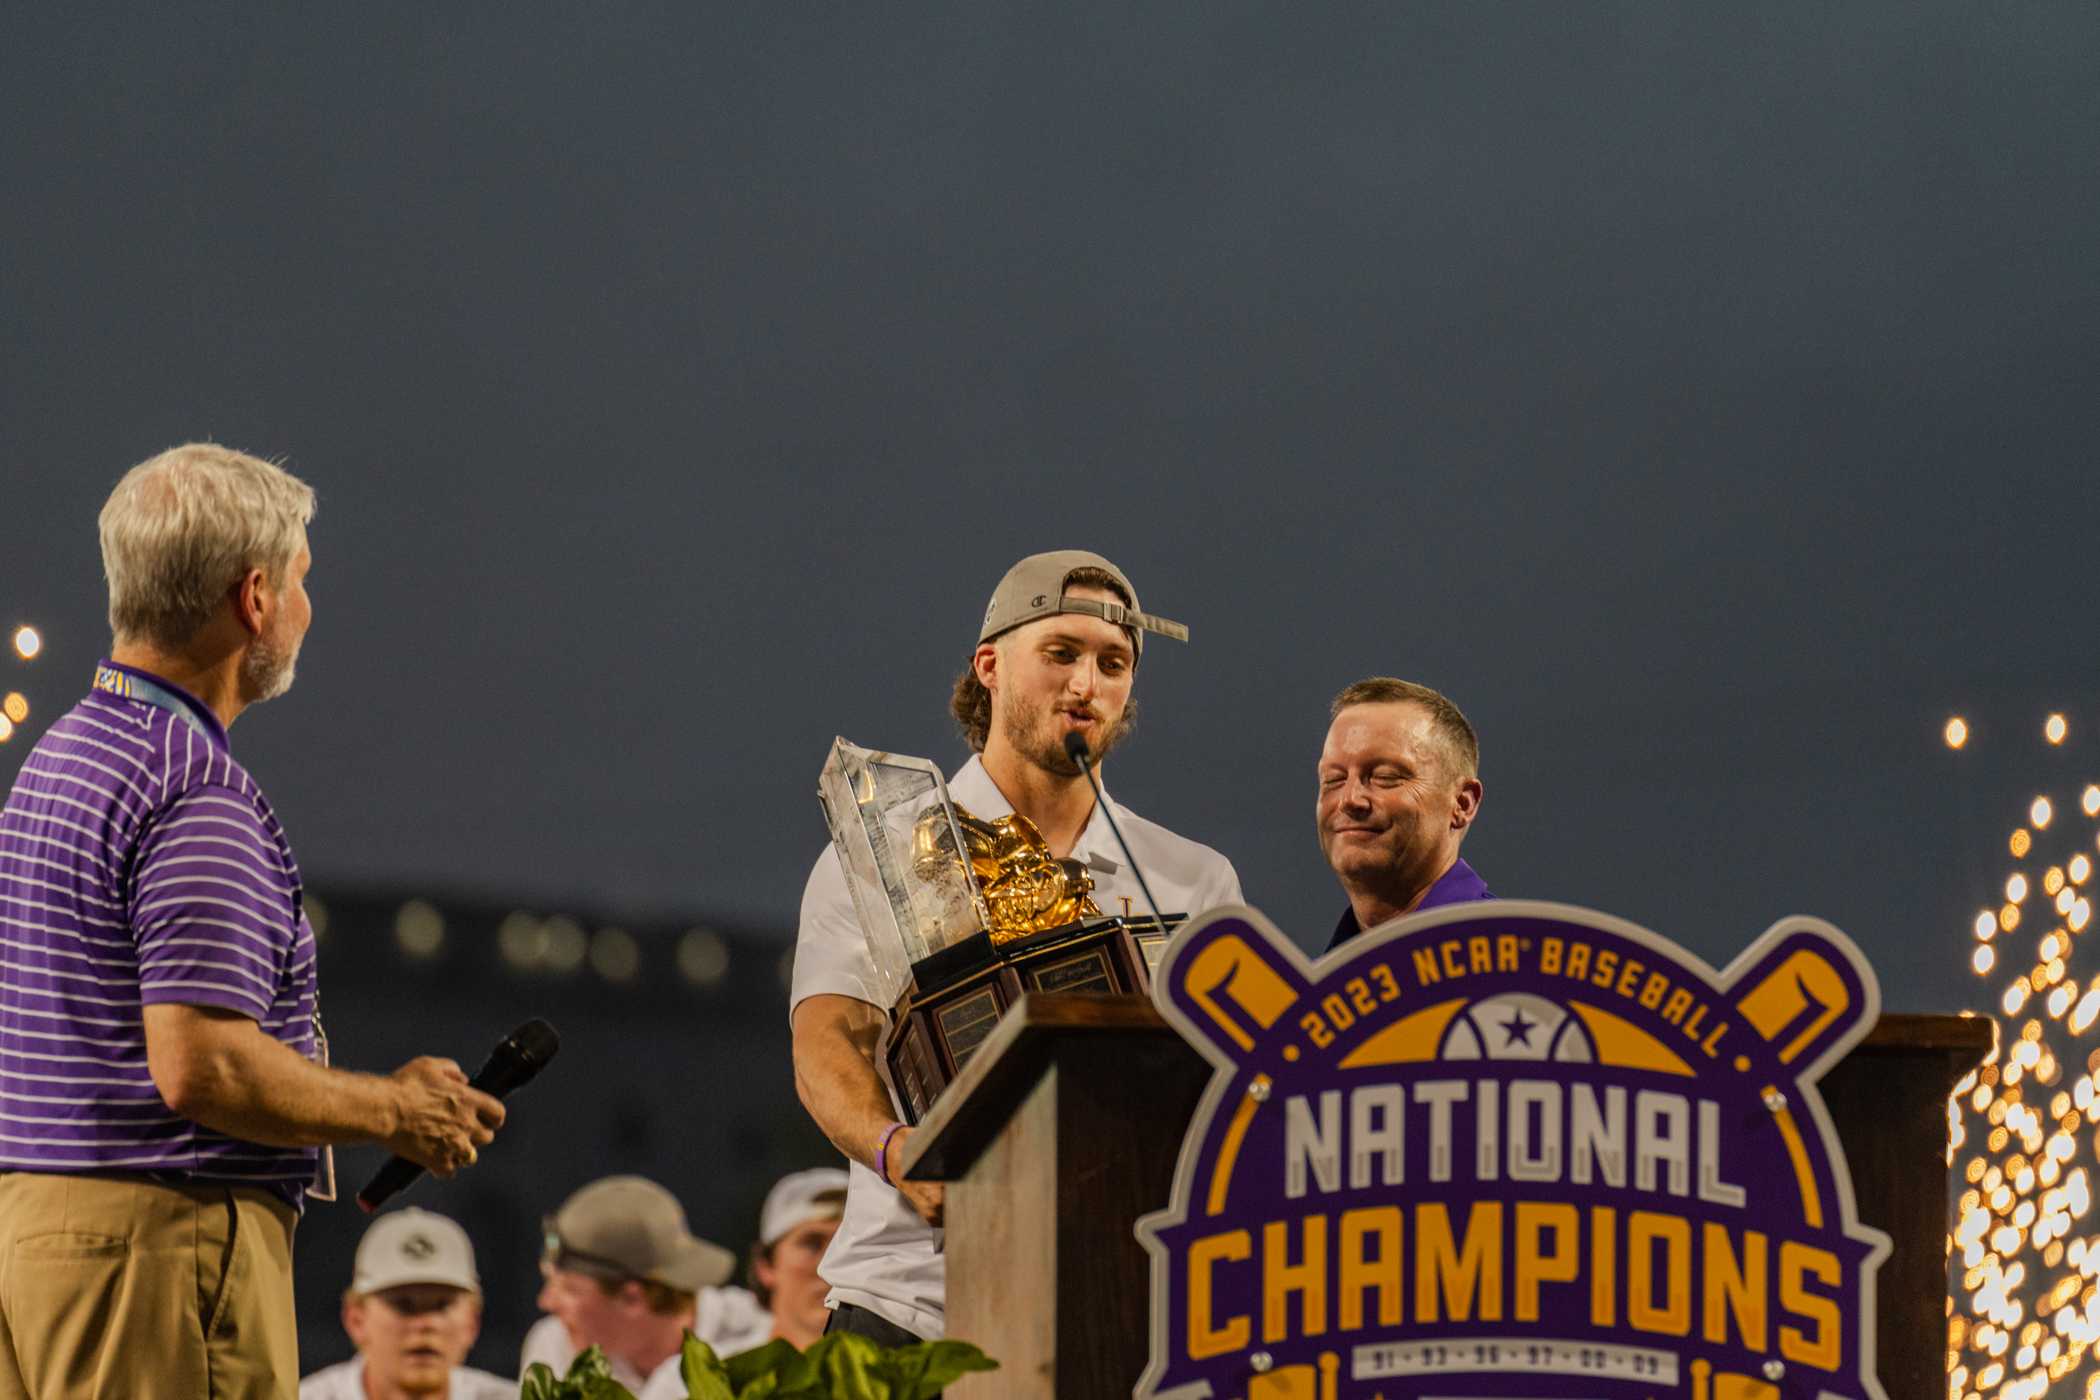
[92,664,217,744]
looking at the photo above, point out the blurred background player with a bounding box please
[745,1169,849,1350]
[300,1209,511,1400]
[521,1176,756,1395]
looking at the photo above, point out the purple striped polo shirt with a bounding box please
[0,661,319,1204]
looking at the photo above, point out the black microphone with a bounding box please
[1062,731,1165,927]
[356,1018,561,1212]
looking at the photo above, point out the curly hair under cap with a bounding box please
[950,565,1136,752]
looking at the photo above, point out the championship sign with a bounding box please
[1137,901,1889,1400]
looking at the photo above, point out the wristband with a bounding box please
[876,1121,907,1185]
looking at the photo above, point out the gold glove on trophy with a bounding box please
[913,802,1100,942]
[820,736,1169,1122]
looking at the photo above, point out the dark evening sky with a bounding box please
[6,2,2098,1018]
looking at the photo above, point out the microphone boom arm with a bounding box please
[1063,732,1165,929]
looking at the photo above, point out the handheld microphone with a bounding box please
[1062,731,1165,927]
[356,1018,561,1212]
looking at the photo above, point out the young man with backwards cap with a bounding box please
[522,1176,758,1397]
[300,1208,512,1400]
[746,1168,850,1350]
[790,550,1244,1344]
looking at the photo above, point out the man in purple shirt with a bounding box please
[1317,677,1492,953]
[0,443,505,1399]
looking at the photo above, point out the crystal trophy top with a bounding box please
[818,738,990,1008]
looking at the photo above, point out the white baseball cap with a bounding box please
[758,1168,849,1248]
[351,1208,481,1295]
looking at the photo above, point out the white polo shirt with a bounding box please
[300,1357,513,1400]
[790,754,1242,1338]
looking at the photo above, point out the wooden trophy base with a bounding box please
[881,915,1180,1123]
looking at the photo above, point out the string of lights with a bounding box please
[1947,712,2100,1400]
[317,892,763,991]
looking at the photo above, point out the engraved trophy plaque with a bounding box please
[819,737,1182,1122]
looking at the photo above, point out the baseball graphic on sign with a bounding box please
[1137,900,1889,1400]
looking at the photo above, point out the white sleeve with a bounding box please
[639,1363,684,1400]
[788,844,882,1015]
[694,1284,774,1355]
[1198,855,1244,912]
[297,1363,353,1400]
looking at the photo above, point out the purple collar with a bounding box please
[1325,856,1493,952]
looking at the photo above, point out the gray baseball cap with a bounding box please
[543,1176,735,1292]
[352,1208,480,1295]
[977,549,1188,655]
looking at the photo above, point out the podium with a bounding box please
[901,994,1992,1400]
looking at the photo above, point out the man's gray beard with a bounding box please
[241,636,297,703]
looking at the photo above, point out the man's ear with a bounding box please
[971,641,1000,692]
[342,1294,368,1348]
[1451,776,1484,832]
[231,567,271,639]
[462,1295,484,1350]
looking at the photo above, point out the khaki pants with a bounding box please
[0,1173,298,1400]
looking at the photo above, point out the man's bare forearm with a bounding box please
[792,993,943,1224]
[143,1003,398,1149]
[791,994,900,1171]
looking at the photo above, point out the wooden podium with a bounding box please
[901,994,1992,1400]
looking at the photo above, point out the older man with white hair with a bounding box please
[0,443,505,1399]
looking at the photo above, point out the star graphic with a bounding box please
[1501,1008,1539,1047]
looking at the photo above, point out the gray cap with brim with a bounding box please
[548,1176,736,1293]
[977,549,1188,655]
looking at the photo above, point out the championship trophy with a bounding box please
[819,737,1182,1122]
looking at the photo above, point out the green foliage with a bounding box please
[520,1346,637,1400]
[516,1332,997,1400]
[679,1338,737,1400]
[677,1330,997,1400]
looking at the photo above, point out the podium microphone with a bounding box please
[356,1018,561,1213]
[1063,731,1164,928]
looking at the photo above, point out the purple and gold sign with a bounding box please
[1137,901,1889,1400]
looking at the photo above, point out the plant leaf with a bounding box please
[579,1376,636,1400]
[731,1336,834,1398]
[808,1331,896,1400]
[723,1338,796,1389]
[519,1361,561,1400]
[566,1347,618,1382]
[549,1347,634,1400]
[886,1340,999,1399]
[679,1333,737,1400]
[675,1326,1000,1400]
